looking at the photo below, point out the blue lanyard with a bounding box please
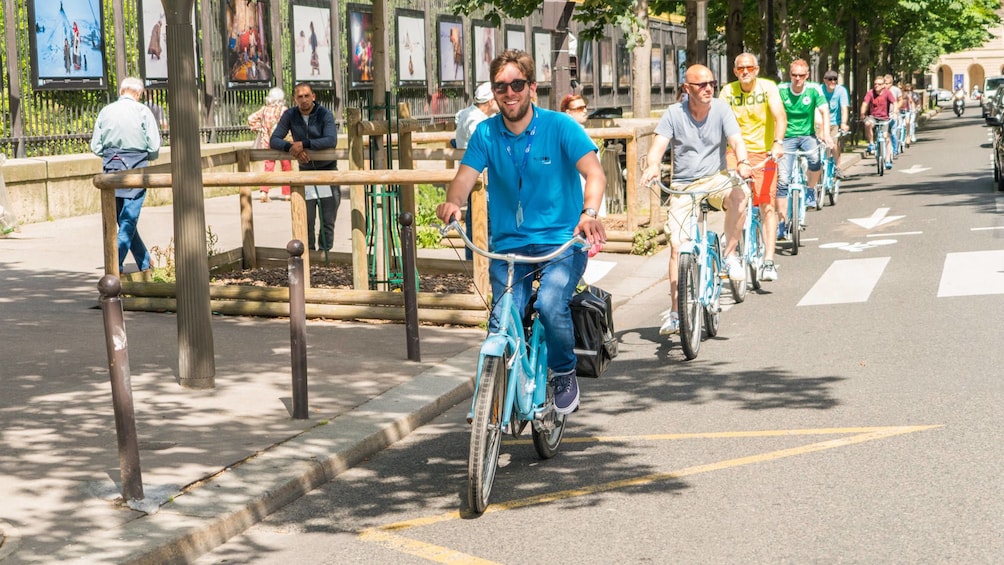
[502,110,537,227]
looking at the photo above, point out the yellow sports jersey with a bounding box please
[719,78,779,153]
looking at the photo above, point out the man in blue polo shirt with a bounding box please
[437,49,607,415]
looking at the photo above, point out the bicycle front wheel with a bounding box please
[829,178,840,206]
[467,354,506,514]
[678,252,702,360]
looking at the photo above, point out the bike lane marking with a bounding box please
[798,257,890,305]
[357,425,940,563]
[937,250,1004,296]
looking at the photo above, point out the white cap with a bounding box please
[474,82,493,104]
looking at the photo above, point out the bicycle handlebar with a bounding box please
[651,170,749,197]
[439,220,589,263]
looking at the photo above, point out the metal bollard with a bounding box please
[97,275,145,502]
[399,212,421,361]
[287,240,309,419]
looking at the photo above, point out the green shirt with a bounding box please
[778,82,827,138]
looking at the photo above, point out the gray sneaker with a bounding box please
[761,260,778,282]
[551,370,579,415]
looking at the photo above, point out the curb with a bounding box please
[50,348,480,564]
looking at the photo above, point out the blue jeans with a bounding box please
[777,136,821,198]
[488,244,587,374]
[116,191,150,271]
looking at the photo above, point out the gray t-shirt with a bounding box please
[654,98,740,184]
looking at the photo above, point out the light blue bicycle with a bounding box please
[439,220,587,514]
[782,149,814,255]
[654,173,743,359]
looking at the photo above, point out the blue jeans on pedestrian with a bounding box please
[488,244,587,375]
[116,191,150,271]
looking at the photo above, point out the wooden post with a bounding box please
[471,178,489,298]
[290,183,310,289]
[347,108,368,290]
[237,149,256,269]
[100,189,119,277]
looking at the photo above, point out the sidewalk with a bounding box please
[0,192,670,563]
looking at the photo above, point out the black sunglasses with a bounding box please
[492,79,529,94]
[687,80,717,90]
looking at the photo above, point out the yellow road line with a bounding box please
[358,424,941,560]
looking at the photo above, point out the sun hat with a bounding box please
[474,82,493,104]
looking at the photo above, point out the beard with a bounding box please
[499,95,532,124]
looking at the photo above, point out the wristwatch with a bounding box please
[738,159,751,166]
[582,208,598,218]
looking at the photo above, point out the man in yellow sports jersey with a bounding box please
[719,53,787,281]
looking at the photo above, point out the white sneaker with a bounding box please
[761,261,778,282]
[725,255,745,281]
[659,310,680,335]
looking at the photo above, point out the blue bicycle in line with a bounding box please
[654,173,745,359]
[816,130,848,208]
[439,220,588,514]
[782,149,815,255]
[871,118,892,176]
[730,181,765,303]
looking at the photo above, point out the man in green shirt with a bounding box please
[777,59,832,235]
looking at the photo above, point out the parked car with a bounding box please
[936,89,954,102]
[985,109,1004,192]
[983,75,1004,117]
[985,87,1004,123]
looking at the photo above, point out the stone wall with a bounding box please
[1,143,253,226]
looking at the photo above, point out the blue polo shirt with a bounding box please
[461,106,598,251]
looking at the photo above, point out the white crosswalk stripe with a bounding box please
[937,250,1004,297]
[798,257,890,306]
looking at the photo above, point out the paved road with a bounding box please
[195,110,1004,563]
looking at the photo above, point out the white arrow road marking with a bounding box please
[937,250,1004,297]
[798,257,890,306]
[849,207,905,230]
[899,164,931,174]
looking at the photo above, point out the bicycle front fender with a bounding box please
[678,240,697,255]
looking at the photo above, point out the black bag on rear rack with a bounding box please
[571,285,618,378]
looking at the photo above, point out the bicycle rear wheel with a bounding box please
[677,252,702,360]
[729,229,748,304]
[750,220,764,291]
[532,383,567,459]
[467,354,506,514]
[790,190,801,255]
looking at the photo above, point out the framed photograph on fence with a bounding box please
[506,25,526,52]
[138,0,196,88]
[291,0,334,88]
[665,47,675,89]
[347,4,374,88]
[223,0,274,89]
[438,16,464,85]
[532,29,551,84]
[578,38,593,86]
[616,41,631,90]
[27,0,108,90]
[651,44,662,90]
[395,9,426,86]
[599,39,613,89]
[472,20,495,84]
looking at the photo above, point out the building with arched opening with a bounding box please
[928,10,1004,96]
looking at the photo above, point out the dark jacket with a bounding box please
[269,102,339,171]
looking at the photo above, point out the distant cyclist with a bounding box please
[860,77,898,169]
[884,75,903,154]
[821,70,850,179]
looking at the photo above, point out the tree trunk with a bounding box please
[633,0,652,119]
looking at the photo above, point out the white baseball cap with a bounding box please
[474,82,493,104]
